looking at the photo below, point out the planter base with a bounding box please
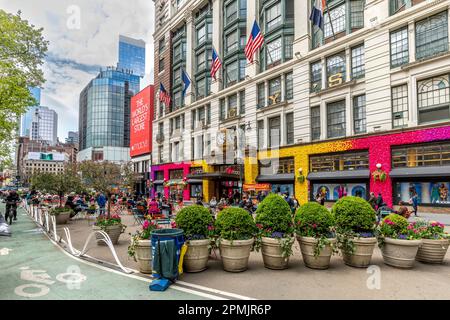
[135,239,152,274]
[342,237,377,268]
[184,239,210,273]
[220,239,254,272]
[93,224,124,245]
[416,239,449,264]
[261,237,292,270]
[297,236,335,270]
[381,238,422,269]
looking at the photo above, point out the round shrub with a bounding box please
[382,214,409,233]
[332,196,376,233]
[294,202,335,237]
[215,207,256,240]
[175,205,213,240]
[255,194,293,236]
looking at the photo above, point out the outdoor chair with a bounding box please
[132,207,145,225]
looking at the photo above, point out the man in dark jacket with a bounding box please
[5,190,20,224]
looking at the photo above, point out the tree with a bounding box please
[0,9,49,163]
[30,164,84,207]
[79,161,139,218]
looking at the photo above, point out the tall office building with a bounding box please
[20,87,41,137]
[117,35,146,78]
[78,66,140,162]
[150,0,450,212]
[65,131,79,145]
[30,106,58,146]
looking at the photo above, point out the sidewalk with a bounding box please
[0,205,207,300]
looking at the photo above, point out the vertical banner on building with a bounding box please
[130,86,154,157]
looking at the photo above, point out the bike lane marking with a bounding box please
[0,207,210,300]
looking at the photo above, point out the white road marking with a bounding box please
[14,284,50,298]
[0,248,13,255]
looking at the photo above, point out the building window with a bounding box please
[310,151,369,172]
[257,83,265,108]
[311,61,322,92]
[417,74,450,123]
[284,35,294,61]
[268,77,281,105]
[327,52,346,87]
[219,99,226,120]
[225,60,238,87]
[266,37,282,68]
[225,0,238,26]
[353,95,366,134]
[197,24,206,45]
[259,157,295,175]
[351,44,365,79]
[268,116,281,148]
[392,141,450,168]
[159,58,165,72]
[286,112,294,145]
[196,77,206,99]
[225,30,238,54]
[416,11,448,61]
[285,72,293,100]
[350,0,364,29]
[257,119,265,150]
[239,90,245,115]
[266,2,282,32]
[311,106,321,141]
[392,84,409,128]
[239,59,246,81]
[159,37,165,54]
[390,27,409,68]
[228,94,238,118]
[324,4,346,39]
[196,51,206,71]
[390,0,407,15]
[327,100,346,138]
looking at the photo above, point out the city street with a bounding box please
[39,207,450,300]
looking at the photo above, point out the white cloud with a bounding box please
[0,0,154,140]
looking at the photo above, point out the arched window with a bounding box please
[417,75,450,123]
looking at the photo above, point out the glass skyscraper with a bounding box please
[117,35,146,77]
[20,87,41,137]
[78,67,140,161]
[30,106,58,145]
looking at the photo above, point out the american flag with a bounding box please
[245,20,264,63]
[310,0,326,30]
[159,83,171,106]
[210,48,222,80]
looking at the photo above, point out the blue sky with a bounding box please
[0,0,154,141]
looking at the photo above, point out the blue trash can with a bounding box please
[151,228,184,279]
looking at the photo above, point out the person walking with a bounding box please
[410,191,419,217]
[5,190,20,224]
[368,192,377,210]
[96,193,107,216]
[376,193,384,211]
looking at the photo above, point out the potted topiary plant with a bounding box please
[377,214,422,268]
[49,207,73,225]
[93,214,126,245]
[294,202,336,269]
[175,205,214,272]
[415,220,449,264]
[254,194,295,270]
[128,219,158,273]
[332,196,378,268]
[214,207,257,272]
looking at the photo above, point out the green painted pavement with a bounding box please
[0,205,207,300]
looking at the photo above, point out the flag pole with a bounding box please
[324,4,336,40]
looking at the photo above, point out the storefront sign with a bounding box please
[243,183,271,192]
[130,86,154,157]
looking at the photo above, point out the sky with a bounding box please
[0,0,155,141]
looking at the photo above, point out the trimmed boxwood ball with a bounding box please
[332,196,377,233]
[382,213,409,233]
[255,194,293,235]
[175,205,213,240]
[215,207,257,241]
[294,202,335,237]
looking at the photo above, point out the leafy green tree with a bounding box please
[30,164,84,207]
[0,9,48,163]
[79,161,139,217]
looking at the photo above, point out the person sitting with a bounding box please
[148,198,161,217]
[396,206,412,219]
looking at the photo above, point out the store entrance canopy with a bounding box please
[185,173,240,181]
[390,166,450,178]
[243,183,271,192]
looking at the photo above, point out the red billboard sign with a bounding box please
[130,85,154,157]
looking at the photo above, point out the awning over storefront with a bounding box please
[187,179,203,184]
[243,183,272,192]
[153,180,164,184]
[256,174,295,182]
[307,170,370,181]
[390,166,450,178]
[185,173,240,181]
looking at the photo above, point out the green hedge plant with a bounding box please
[175,205,214,240]
[214,207,257,241]
[331,196,377,254]
[294,202,336,256]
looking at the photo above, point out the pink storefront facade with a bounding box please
[150,162,191,201]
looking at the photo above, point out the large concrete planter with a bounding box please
[219,238,254,272]
[381,237,422,268]
[53,212,71,225]
[134,239,152,274]
[93,224,124,245]
[261,237,292,270]
[297,236,336,270]
[184,239,210,273]
[342,237,377,268]
[416,239,449,264]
